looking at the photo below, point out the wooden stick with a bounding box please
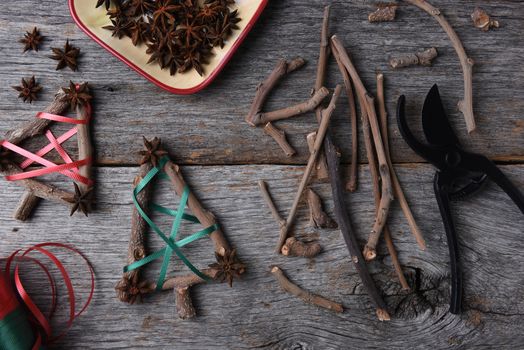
[389,47,438,69]
[281,237,321,258]
[471,7,499,32]
[264,122,296,157]
[276,85,342,253]
[6,90,70,221]
[306,132,329,181]
[245,57,306,126]
[376,73,426,250]
[75,96,94,195]
[271,265,343,313]
[163,160,231,256]
[384,228,410,290]
[368,3,398,22]
[405,0,476,133]
[306,187,337,229]
[249,87,329,126]
[175,286,196,319]
[115,163,153,304]
[331,36,394,261]
[333,52,358,192]
[258,180,285,229]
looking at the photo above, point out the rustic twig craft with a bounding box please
[116,138,245,319]
[0,82,95,221]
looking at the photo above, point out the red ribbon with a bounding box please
[2,243,95,348]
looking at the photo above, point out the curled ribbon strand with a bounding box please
[124,156,215,290]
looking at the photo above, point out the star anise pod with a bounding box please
[224,9,241,33]
[128,18,149,46]
[207,21,230,49]
[126,0,155,16]
[50,40,80,71]
[205,0,235,6]
[139,136,168,167]
[96,0,113,10]
[0,150,13,171]
[115,279,150,304]
[12,76,42,104]
[175,17,206,47]
[196,4,221,23]
[103,17,132,39]
[20,27,44,52]
[178,46,207,76]
[68,183,93,217]
[208,249,245,287]
[62,81,92,111]
[152,0,182,31]
[146,36,169,68]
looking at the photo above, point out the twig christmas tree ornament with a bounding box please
[116,137,245,319]
[0,82,95,221]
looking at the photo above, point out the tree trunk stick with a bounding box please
[306,187,337,229]
[258,180,285,228]
[313,5,331,125]
[6,89,70,221]
[116,163,153,303]
[404,0,476,133]
[276,85,342,253]
[271,265,343,313]
[389,47,438,69]
[250,87,329,126]
[306,132,329,182]
[281,237,321,258]
[377,73,426,250]
[163,160,230,256]
[13,191,41,221]
[264,122,296,157]
[334,52,358,192]
[245,57,306,126]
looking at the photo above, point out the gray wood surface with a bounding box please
[0,0,523,349]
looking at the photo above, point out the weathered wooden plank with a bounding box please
[0,0,522,165]
[0,164,522,349]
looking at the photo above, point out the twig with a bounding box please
[281,237,321,258]
[249,87,330,126]
[258,180,286,229]
[175,286,196,319]
[471,7,499,32]
[331,36,394,261]
[276,85,342,253]
[384,228,410,290]
[245,57,306,126]
[306,132,329,181]
[5,90,70,221]
[306,187,337,229]
[389,47,438,69]
[377,73,426,250]
[404,0,476,133]
[115,163,153,304]
[368,3,398,22]
[271,266,343,312]
[264,122,296,157]
[333,52,358,192]
[163,159,231,256]
[75,93,94,195]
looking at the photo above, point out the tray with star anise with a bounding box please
[69,0,268,94]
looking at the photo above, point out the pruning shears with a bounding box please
[396,84,524,314]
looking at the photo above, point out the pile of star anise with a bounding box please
[97,0,240,76]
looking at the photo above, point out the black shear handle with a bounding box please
[434,172,462,314]
[465,152,524,214]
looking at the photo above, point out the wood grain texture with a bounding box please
[0,164,523,349]
[0,0,522,165]
[0,0,523,349]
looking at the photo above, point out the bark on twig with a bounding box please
[333,53,358,192]
[306,132,329,181]
[258,180,285,229]
[368,3,398,22]
[249,87,330,126]
[13,191,41,221]
[471,7,499,32]
[264,122,296,157]
[405,0,476,133]
[163,159,231,256]
[271,266,343,312]
[276,85,342,253]
[306,188,337,229]
[75,99,94,195]
[377,73,426,250]
[281,237,321,258]
[389,47,438,69]
[175,287,196,319]
[384,227,410,290]
[116,163,153,304]
[245,57,306,126]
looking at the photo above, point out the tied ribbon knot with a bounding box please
[0,101,93,186]
[0,243,94,350]
[124,156,215,290]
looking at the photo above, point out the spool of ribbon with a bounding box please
[0,243,95,350]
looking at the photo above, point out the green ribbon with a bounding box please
[0,307,36,350]
[124,156,214,291]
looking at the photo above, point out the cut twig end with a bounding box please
[471,7,499,32]
[363,245,377,261]
[368,2,398,23]
[281,237,321,258]
[376,308,391,321]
